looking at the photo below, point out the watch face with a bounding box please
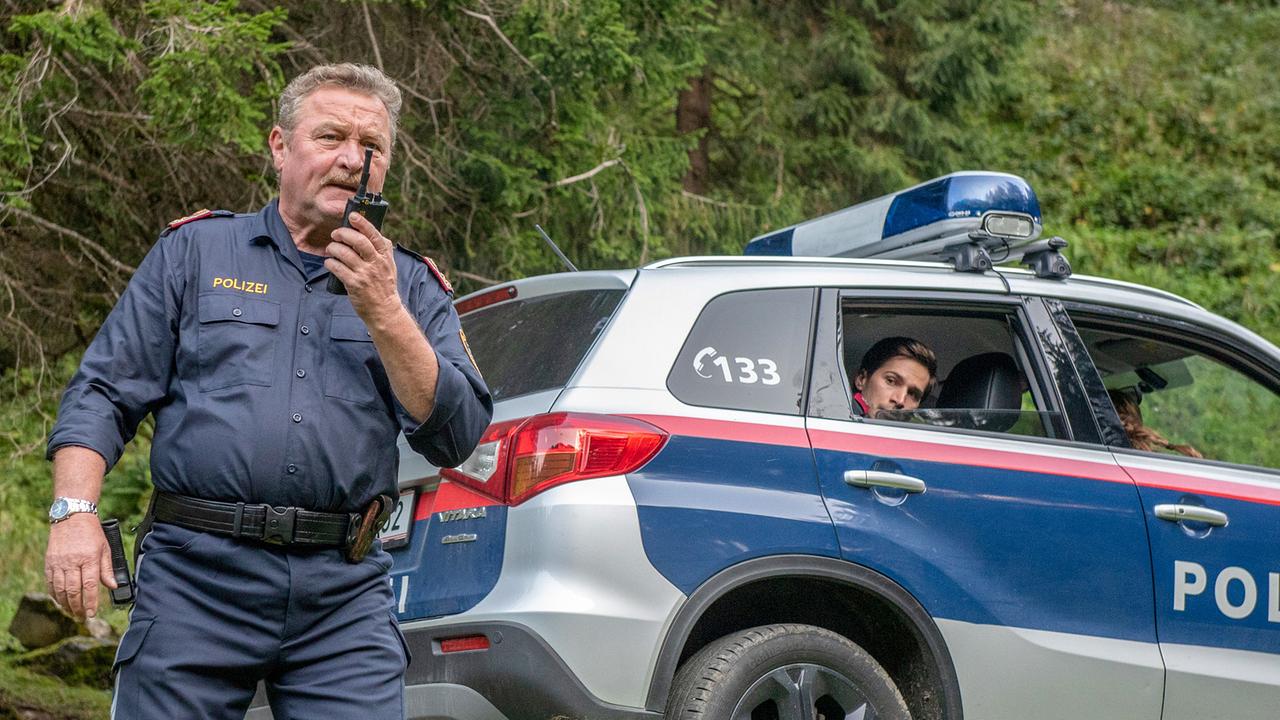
[50,498,69,520]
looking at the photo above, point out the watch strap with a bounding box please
[50,497,98,523]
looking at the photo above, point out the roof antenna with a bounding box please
[535,224,578,272]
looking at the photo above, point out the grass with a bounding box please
[0,661,111,720]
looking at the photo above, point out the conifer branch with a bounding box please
[459,7,557,127]
[544,159,621,190]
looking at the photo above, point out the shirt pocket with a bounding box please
[324,313,387,408]
[196,293,280,392]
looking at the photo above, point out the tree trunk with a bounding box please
[676,68,713,195]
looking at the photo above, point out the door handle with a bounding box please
[844,470,927,494]
[1154,504,1229,528]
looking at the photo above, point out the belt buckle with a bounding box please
[262,506,296,544]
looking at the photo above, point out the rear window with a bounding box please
[459,289,625,401]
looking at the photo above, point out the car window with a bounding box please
[1072,320,1280,470]
[460,289,625,401]
[667,288,815,415]
[837,305,1061,438]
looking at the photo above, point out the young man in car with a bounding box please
[853,336,938,418]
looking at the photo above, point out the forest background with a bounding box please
[2,0,1279,713]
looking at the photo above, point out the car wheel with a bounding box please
[666,623,910,720]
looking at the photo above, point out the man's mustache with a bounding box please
[322,173,363,190]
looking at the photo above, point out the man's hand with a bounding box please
[45,513,116,620]
[326,212,401,322]
[325,211,439,422]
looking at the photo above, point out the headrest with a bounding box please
[936,352,1023,431]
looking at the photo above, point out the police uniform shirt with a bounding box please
[47,200,493,513]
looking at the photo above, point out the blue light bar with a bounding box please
[744,171,1043,262]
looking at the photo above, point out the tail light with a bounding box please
[441,413,668,505]
[454,285,517,315]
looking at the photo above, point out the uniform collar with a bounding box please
[250,199,314,278]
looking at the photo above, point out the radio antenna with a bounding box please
[535,224,578,272]
[355,146,373,196]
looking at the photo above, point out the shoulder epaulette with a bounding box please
[163,209,235,234]
[397,244,454,295]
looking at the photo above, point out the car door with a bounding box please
[1055,301,1280,719]
[805,289,1164,720]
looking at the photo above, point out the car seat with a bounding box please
[936,352,1023,432]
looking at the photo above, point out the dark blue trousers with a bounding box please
[111,522,408,719]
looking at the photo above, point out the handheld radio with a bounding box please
[327,146,390,295]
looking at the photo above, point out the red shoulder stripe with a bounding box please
[167,209,214,230]
[422,256,454,295]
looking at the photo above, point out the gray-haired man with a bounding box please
[45,63,492,719]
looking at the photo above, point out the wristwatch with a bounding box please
[48,497,98,524]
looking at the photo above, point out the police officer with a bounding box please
[43,63,492,719]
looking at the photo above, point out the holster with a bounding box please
[344,494,395,563]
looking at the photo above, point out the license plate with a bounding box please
[378,489,416,549]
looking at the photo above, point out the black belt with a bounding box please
[153,492,352,547]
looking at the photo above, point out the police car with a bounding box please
[268,172,1280,719]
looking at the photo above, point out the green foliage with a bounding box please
[0,54,34,198]
[2,0,1276,341]
[991,1,1280,235]
[0,356,149,647]
[692,0,1031,217]
[427,0,714,276]
[1,8,133,198]
[1146,355,1280,469]
[138,1,288,152]
[0,1,292,366]
[8,7,135,68]
[972,0,1280,343]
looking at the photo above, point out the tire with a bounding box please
[665,623,911,720]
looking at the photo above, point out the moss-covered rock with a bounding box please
[15,637,118,690]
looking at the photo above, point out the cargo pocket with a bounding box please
[388,612,412,671]
[197,293,280,392]
[324,314,388,408]
[112,618,154,675]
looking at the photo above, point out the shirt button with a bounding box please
[292,412,302,423]
[296,369,306,378]
[305,285,314,293]
[300,325,310,335]
[287,464,298,474]
[232,308,243,317]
